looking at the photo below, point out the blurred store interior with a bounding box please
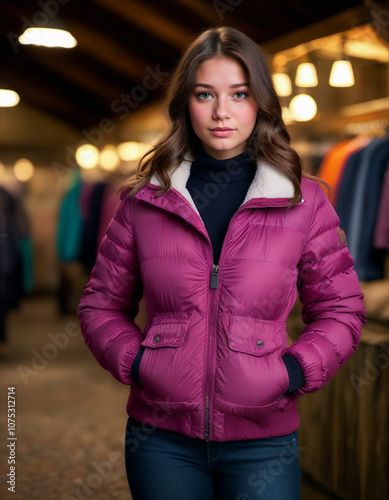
[0,1,388,499]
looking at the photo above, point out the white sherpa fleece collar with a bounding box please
[149,156,295,215]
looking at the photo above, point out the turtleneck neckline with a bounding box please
[191,142,256,183]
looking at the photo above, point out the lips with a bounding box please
[210,127,235,137]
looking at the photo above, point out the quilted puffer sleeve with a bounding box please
[284,183,366,395]
[77,191,143,385]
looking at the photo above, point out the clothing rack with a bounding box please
[0,185,33,341]
[318,133,389,283]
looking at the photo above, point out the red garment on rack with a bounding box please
[318,139,350,190]
[318,136,373,206]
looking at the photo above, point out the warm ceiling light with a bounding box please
[19,27,77,48]
[14,159,34,182]
[117,141,150,162]
[329,60,355,87]
[272,73,292,96]
[99,145,120,171]
[289,94,317,121]
[76,144,99,169]
[329,36,355,87]
[0,89,20,107]
[295,62,318,87]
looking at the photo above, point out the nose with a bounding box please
[212,98,230,121]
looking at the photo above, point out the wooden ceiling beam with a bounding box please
[65,19,151,82]
[92,0,194,49]
[2,69,101,130]
[170,0,222,24]
[23,49,124,103]
[263,6,371,55]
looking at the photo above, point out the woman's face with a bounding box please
[188,56,258,160]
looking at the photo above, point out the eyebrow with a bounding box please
[193,83,249,89]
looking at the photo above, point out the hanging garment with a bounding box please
[11,191,33,294]
[318,138,351,190]
[79,181,95,223]
[79,182,106,271]
[96,182,121,252]
[373,161,389,251]
[318,136,372,206]
[56,172,83,262]
[331,135,373,205]
[335,148,364,236]
[346,137,389,280]
[0,187,24,340]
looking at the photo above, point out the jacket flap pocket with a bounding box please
[227,316,285,356]
[141,315,191,349]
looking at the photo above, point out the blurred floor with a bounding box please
[0,295,339,500]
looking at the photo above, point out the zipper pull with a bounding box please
[210,264,219,289]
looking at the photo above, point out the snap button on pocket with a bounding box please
[153,335,161,343]
[256,339,264,348]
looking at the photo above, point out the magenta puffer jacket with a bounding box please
[77,158,366,442]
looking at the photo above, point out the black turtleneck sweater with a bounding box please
[186,144,256,265]
[186,143,305,394]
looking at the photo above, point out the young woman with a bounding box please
[77,27,366,500]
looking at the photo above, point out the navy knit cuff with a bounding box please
[130,346,145,385]
[282,354,305,393]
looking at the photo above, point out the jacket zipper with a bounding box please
[204,264,219,440]
[204,206,254,440]
[204,396,210,440]
[205,265,219,440]
[204,208,239,440]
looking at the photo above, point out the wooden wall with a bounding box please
[295,319,389,500]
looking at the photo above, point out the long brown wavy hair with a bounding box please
[120,26,308,206]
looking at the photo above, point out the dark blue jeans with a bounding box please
[125,417,301,500]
